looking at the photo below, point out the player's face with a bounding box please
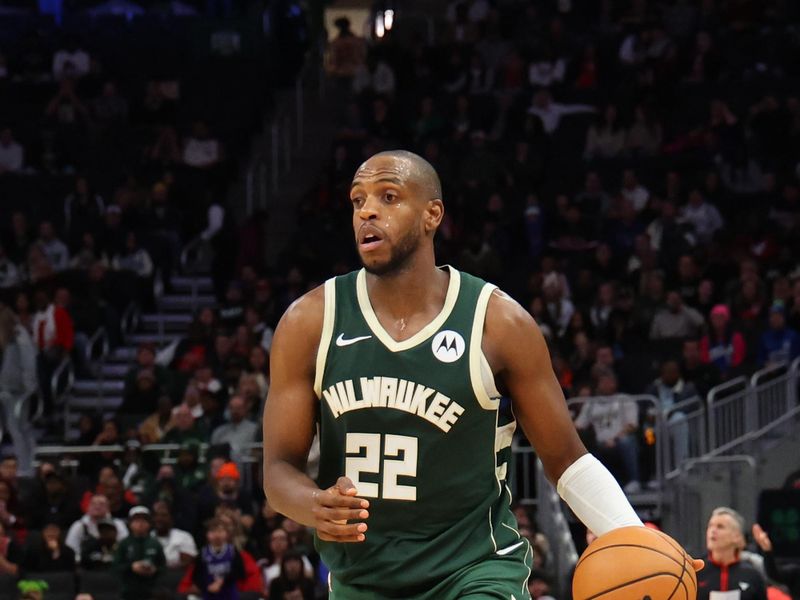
[706,514,743,554]
[349,156,427,275]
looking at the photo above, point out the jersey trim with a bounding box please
[355,266,461,353]
[470,283,500,410]
[314,278,337,398]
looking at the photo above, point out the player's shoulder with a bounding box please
[485,287,538,333]
[274,284,326,339]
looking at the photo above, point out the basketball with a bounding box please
[572,526,697,600]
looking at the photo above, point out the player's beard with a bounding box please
[360,225,420,276]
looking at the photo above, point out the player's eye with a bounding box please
[351,196,364,208]
[384,193,396,203]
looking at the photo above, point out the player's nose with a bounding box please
[358,196,380,220]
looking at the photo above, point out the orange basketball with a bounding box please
[572,526,697,600]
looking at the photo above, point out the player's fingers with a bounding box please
[691,558,705,572]
[319,489,369,509]
[318,506,369,522]
[335,476,358,496]
[316,521,368,542]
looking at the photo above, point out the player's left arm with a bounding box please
[483,289,643,535]
[482,289,589,483]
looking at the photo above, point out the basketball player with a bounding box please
[263,150,700,599]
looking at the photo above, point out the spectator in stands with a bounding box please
[6,212,32,266]
[52,37,90,80]
[35,221,69,272]
[112,231,153,280]
[269,552,315,600]
[162,403,208,447]
[625,104,663,157]
[22,522,76,572]
[173,441,206,493]
[527,89,594,135]
[92,81,129,126]
[0,477,22,540]
[193,518,245,600]
[697,507,767,600]
[142,181,180,292]
[31,289,74,418]
[197,462,254,527]
[757,301,800,366]
[621,169,651,213]
[650,290,705,340]
[64,176,105,250]
[120,368,163,416]
[124,343,171,401]
[0,304,37,476]
[211,395,258,467]
[0,127,24,174]
[138,395,175,443]
[80,517,119,570]
[646,360,698,469]
[326,17,367,83]
[26,468,82,531]
[680,338,720,397]
[152,500,197,570]
[583,105,626,160]
[65,494,128,563]
[0,520,21,577]
[574,370,641,492]
[700,304,746,377]
[752,523,800,598]
[681,189,724,244]
[0,244,20,288]
[183,121,223,169]
[113,506,165,600]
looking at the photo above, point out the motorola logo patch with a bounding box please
[431,330,465,363]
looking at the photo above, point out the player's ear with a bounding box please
[424,199,444,233]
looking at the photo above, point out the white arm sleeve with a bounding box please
[556,453,643,536]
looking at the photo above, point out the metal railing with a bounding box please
[535,458,579,596]
[662,395,706,478]
[668,455,757,555]
[705,358,800,457]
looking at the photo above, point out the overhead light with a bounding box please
[375,11,385,38]
[384,9,394,30]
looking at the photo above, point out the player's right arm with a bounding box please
[262,287,369,543]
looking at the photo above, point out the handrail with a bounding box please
[535,458,578,596]
[50,357,74,404]
[179,236,211,276]
[750,361,789,387]
[86,327,110,363]
[706,376,748,451]
[121,302,141,338]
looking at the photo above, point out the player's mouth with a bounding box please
[359,226,385,252]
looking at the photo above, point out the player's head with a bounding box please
[349,150,443,275]
[707,506,746,556]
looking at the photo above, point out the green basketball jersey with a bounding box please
[314,266,529,593]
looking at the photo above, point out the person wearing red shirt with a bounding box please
[31,289,74,419]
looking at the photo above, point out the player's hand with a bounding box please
[690,557,705,571]
[312,476,370,543]
[752,523,773,552]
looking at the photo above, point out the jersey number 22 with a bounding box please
[345,433,418,501]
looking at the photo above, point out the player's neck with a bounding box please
[366,258,447,321]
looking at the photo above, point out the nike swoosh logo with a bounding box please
[335,334,372,347]
[496,540,525,556]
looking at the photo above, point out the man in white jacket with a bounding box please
[0,305,38,476]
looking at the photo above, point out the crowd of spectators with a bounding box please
[2,0,800,598]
